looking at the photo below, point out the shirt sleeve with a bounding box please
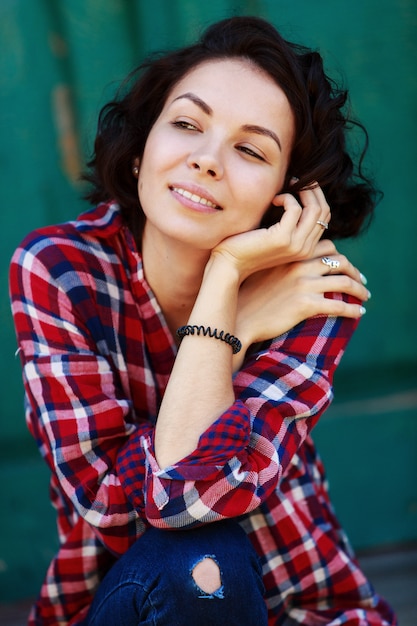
[10,234,151,556]
[140,302,359,528]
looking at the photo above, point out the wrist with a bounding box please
[207,249,244,285]
[186,252,240,336]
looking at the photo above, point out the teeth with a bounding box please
[173,187,217,208]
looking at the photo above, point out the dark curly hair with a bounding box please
[83,16,378,241]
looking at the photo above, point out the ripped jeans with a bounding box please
[85,520,268,625]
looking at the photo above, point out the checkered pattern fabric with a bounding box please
[9,202,396,625]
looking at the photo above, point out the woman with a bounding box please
[10,16,396,626]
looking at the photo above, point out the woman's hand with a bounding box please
[212,183,331,282]
[234,239,370,358]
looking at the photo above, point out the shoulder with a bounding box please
[11,202,126,277]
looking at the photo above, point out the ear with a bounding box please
[270,193,284,207]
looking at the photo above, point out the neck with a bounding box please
[141,224,211,337]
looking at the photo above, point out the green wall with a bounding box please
[1,0,416,602]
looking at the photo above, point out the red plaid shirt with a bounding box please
[10,202,396,625]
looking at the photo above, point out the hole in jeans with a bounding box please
[191,555,223,598]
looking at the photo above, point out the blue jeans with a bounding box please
[85,520,268,625]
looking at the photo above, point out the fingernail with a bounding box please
[290,176,299,183]
[359,306,367,316]
[367,290,372,299]
[360,272,368,285]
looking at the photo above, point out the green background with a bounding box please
[1,0,416,603]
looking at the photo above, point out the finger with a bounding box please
[273,191,324,253]
[298,183,331,223]
[301,183,331,218]
[295,184,332,252]
[307,242,367,286]
[317,252,367,288]
[309,294,367,319]
[302,182,330,211]
[270,193,303,230]
[312,239,338,257]
[297,184,331,244]
[315,272,370,303]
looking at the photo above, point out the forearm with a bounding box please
[154,254,241,467]
[144,309,359,528]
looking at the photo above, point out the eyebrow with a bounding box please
[172,92,213,115]
[241,124,282,152]
[172,92,282,151]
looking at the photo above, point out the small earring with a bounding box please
[132,166,139,177]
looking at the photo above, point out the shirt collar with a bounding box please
[75,201,125,240]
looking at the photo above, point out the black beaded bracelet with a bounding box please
[176,325,242,354]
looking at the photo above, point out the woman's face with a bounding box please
[137,58,295,251]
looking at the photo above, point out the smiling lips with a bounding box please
[170,186,221,210]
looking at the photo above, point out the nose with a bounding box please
[187,144,224,179]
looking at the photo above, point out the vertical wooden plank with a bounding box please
[47,0,139,157]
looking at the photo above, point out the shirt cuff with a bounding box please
[142,399,251,482]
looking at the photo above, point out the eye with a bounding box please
[171,120,200,131]
[236,145,266,161]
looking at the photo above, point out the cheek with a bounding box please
[137,144,161,204]
[137,166,154,214]
[138,127,164,174]
[239,172,286,228]
[242,171,283,211]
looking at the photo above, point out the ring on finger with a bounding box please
[321,256,340,270]
[316,220,329,230]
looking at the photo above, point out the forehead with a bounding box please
[166,58,292,114]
